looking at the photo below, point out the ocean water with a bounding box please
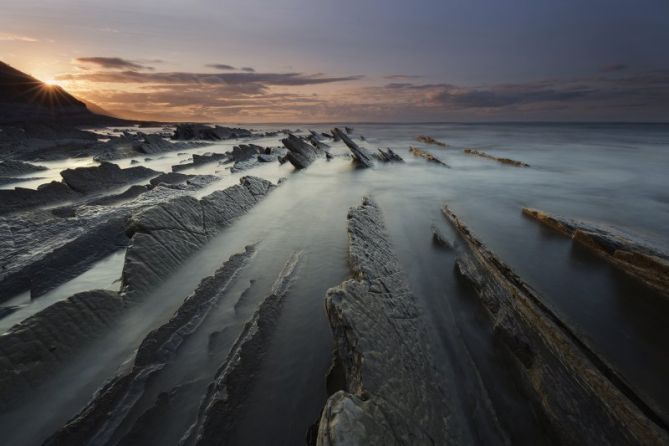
[1,123,667,444]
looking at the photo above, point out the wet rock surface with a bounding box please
[409,146,449,166]
[443,205,669,445]
[464,148,529,167]
[122,176,275,298]
[522,208,669,296]
[416,135,447,147]
[182,251,302,446]
[172,124,252,141]
[332,127,374,168]
[374,147,404,162]
[281,134,325,169]
[316,198,449,445]
[44,247,256,446]
[0,290,124,412]
[0,159,47,176]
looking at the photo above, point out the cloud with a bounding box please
[241,67,255,73]
[0,32,38,42]
[207,64,236,70]
[383,74,421,80]
[601,63,629,73]
[74,57,154,71]
[57,70,363,86]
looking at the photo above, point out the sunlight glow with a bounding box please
[44,79,60,87]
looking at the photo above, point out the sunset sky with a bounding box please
[1,0,668,123]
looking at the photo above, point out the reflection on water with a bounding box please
[1,123,668,444]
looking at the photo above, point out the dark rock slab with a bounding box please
[332,128,374,168]
[0,181,78,215]
[522,208,669,296]
[172,124,252,141]
[149,172,192,186]
[464,148,529,167]
[0,160,47,176]
[122,176,275,298]
[60,161,158,194]
[316,197,449,445]
[374,148,403,162]
[0,290,124,412]
[409,146,449,166]
[281,134,324,169]
[182,251,302,446]
[416,135,447,147]
[443,205,669,445]
[43,247,255,446]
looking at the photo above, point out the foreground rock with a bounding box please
[0,162,160,215]
[0,290,124,412]
[332,128,374,168]
[523,208,669,296]
[443,205,669,445]
[172,124,252,141]
[409,146,449,167]
[281,134,325,169]
[464,148,529,167]
[122,176,275,298]
[182,251,301,446]
[416,135,447,147]
[316,198,449,445]
[44,247,256,446]
[0,160,47,176]
[374,148,404,162]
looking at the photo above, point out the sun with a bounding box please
[44,78,60,87]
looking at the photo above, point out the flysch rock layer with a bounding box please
[0,290,123,412]
[281,134,325,169]
[409,146,449,167]
[443,205,669,445]
[522,208,669,297]
[416,135,447,147]
[464,149,529,167]
[122,176,275,299]
[316,197,449,446]
[43,247,255,446]
[182,251,302,446]
[331,128,374,168]
[0,176,217,302]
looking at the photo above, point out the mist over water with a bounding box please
[1,123,667,444]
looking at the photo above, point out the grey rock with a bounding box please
[172,124,252,141]
[281,134,325,169]
[374,148,403,162]
[332,128,374,168]
[60,162,158,194]
[316,197,449,445]
[0,160,47,176]
[443,205,669,445]
[409,146,449,167]
[464,148,529,167]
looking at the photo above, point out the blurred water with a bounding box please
[1,123,668,444]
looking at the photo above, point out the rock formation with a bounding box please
[332,128,374,168]
[409,146,449,166]
[463,148,529,167]
[416,135,447,147]
[316,198,449,445]
[281,134,325,169]
[443,205,669,445]
[172,124,252,141]
[374,148,403,162]
[523,208,669,296]
[60,162,158,194]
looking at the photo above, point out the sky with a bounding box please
[1,0,668,123]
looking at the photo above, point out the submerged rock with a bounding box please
[281,134,325,169]
[0,290,124,412]
[443,205,669,445]
[374,148,403,162]
[43,247,256,446]
[60,162,158,194]
[409,146,449,167]
[432,225,451,249]
[522,208,669,296]
[0,160,47,177]
[332,128,374,168]
[464,148,529,167]
[416,135,447,147]
[172,152,228,172]
[122,176,275,298]
[182,251,302,446]
[172,124,252,141]
[316,198,449,445]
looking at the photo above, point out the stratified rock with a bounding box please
[332,128,374,168]
[182,252,302,446]
[374,148,403,162]
[522,208,669,296]
[443,205,669,445]
[344,126,354,134]
[416,135,447,147]
[0,160,47,176]
[88,185,149,206]
[281,134,325,169]
[0,181,78,215]
[122,176,275,298]
[409,146,449,167]
[43,247,256,446]
[149,172,193,186]
[316,198,449,445]
[432,225,451,249]
[172,152,227,172]
[134,133,173,154]
[0,290,124,412]
[464,148,529,167]
[60,162,159,194]
[172,124,252,141]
